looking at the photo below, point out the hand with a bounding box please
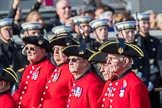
[13,0,20,9]
[37,0,44,3]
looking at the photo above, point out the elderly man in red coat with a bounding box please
[0,66,19,108]
[62,45,104,108]
[13,36,55,108]
[38,25,78,108]
[89,40,151,108]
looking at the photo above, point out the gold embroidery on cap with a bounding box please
[118,47,124,54]
[38,40,43,45]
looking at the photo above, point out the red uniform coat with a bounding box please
[39,63,72,108]
[98,71,151,108]
[67,71,104,108]
[13,58,55,108]
[0,93,17,108]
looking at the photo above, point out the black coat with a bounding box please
[0,39,27,72]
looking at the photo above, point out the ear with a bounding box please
[123,57,130,64]
[0,81,6,90]
[118,32,123,38]
[73,25,79,33]
[82,59,89,66]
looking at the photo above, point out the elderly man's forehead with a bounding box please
[69,56,82,59]
[26,44,36,47]
[107,53,125,58]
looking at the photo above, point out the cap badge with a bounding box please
[118,47,124,54]
[79,50,85,55]
[38,40,43,45]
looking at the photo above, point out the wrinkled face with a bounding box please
[119,29,135,43]
[24,30,41,37]
[25,44,45,64]
[53,45,67,65]
[94,26,108,42]
[0,26,13,42]
[103,54,127,80]
[100,63,109,81]
[68,56,85,75]
[139,20,150,35]
[56,0,71,21]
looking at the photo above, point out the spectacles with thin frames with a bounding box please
[67,58,82,63]
[25,46,37,51]
[106,56,123,63]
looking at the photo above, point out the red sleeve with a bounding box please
[88,80,104,108]
[130,83,151,108]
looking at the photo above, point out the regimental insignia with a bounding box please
[66,42,70,46]
[73,86,82,97]
[32,66,40,80]
[108,87,113,97]
[32,70,39,80]
[79,50,84,55]
[52,69,61,82]
[38,40,43,45]
[118,47,124,54]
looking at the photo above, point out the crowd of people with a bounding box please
[0,0,162,108]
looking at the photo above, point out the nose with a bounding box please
[100,64,105,73]
[35,32,40,36]
[54,48,59,54]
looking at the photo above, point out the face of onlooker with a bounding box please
[74,23,91,37]
[95,8,104,19]
[94,26,108,43]
[53,45,67,65]
[139,20,150,36]
[56,0,71,22]
[118,29,135,43]
[24,30,41,37]
[26,11,43,25]
[30,13,43,24]
[0,26,13,43]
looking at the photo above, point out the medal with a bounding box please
[119,92,124,97]
[119,80,127,98]
[31,66,40,80]
[108,87,113,97]
[32,70,39,80]
[52,69,61,82]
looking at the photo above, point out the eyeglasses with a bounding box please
[106,57,122,63]
[67,58,82,63]
[25,46,36,51]
[53,46,64,51]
